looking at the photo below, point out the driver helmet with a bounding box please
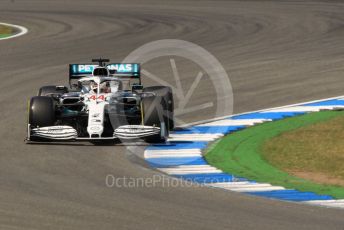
[90,81,98,93]
[100,82,111,93]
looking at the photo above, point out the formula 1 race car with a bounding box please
[26,59,174,143]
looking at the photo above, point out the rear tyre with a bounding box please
[143,86,174,130]
[38,86,68,96]
[141,95,169,143]
[29,96,56,127]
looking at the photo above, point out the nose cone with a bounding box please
[87,125,104,137]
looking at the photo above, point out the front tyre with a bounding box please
[29,96,56,127]
[141,95,169,143]
[143,86,174,130]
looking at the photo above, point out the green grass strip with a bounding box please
[0,34,11,38]
[0,24,14,38]
[205,111,344,199]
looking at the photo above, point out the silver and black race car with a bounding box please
[26,59,174,143]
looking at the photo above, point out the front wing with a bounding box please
[26,124,162,142]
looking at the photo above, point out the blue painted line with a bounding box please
[246,190,333,202]
[147,157,207,167]
[231,112,305,120]
[303,99,344,107]
[146,141,209,150]
[173,173,249,183]
[172,125,245,135]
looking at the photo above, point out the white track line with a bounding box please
[144,149,202,158]
[158,165,222,175]
[208,182,252,187]
[304,200,344,209]
[223,184,285,192]
[199,119,270,127]
[168,133,224,142]
[266,105,344,113]
[181,95,344,127]
[0,22,28,40]
[208,182,285,192]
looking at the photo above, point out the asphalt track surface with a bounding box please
[0,0,344,229]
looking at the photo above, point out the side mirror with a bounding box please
[132,84,143,91]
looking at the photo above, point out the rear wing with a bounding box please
[69,64,97,78]
[107,63,140,78]
[69,63,140,78]
[69,63,141,87]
